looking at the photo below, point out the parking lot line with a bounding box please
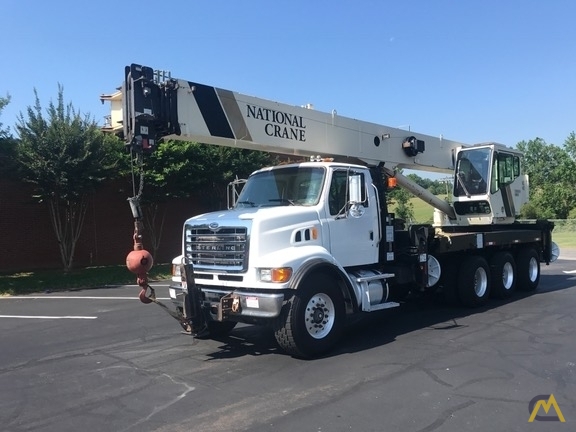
[0,296,170,300]
[0,315,98,319]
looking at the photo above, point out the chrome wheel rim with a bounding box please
[305,293,335,339]
[502,261,514,290]
[474,267,488,297]
[528,257,538,282]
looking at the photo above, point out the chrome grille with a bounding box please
[185,225,247,271]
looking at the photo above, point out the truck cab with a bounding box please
[170,161,387,324]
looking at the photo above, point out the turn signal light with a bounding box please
[259,267,293,283]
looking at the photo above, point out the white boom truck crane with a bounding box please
[103,64,559,358]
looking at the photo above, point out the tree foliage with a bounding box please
[141,140,278,203]
[517,136,576,219]
[0,94,18,177]
[0,94,11,139]
[15,87,124,270]
[386,170,415,222]
[131,140,278,256]
[565,132,576,163]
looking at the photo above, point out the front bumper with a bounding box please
[169,282,285,320]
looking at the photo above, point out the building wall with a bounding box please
[0,179,214,272]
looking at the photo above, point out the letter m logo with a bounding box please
[528,394,565,422]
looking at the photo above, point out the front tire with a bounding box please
[274,273,344,358]
[458,255,491,307]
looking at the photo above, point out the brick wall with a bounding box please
[0,179,216,272]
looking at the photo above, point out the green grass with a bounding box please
[0,264,172,296]
[552,231,576,248]
[389,195,447,224]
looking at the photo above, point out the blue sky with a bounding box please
[1,0,575,151]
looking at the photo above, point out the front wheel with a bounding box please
[274,273,344,358]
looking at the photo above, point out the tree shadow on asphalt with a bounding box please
[203,270,576,360]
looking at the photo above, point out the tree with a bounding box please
[132,140,278,257]
[0,94,18,177]
[565,131,576,161]
[0,94,11,139]
[562,132,576,217]
[387,170,415,222]
[517,137,576,219]
[15,87,124,271]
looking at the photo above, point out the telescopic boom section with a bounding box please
[383,167,456,219]
[112,64,465,173]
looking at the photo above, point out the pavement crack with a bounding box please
[119,373,195,432]
[416,400,475,432]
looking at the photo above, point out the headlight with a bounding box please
[172,264,181,278]
[258,267,292,283]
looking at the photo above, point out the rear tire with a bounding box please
[274,273,344,358]
[490,252,516,299]
[516,248,540,291]
[458,255,491,307]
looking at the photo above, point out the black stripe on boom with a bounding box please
[189,82,234,139]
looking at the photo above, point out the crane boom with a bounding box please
[103,64,464,172]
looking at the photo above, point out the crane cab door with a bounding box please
[324,168,379,267]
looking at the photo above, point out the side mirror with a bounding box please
[349,174,363,204]
[348,174,365,218]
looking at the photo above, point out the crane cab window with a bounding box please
[454,148,490,196]
[490,152,521,193]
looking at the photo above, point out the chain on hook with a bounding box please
[125,149,154,302]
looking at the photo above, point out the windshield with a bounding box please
[235,166,325,208]
[454,148,491,196]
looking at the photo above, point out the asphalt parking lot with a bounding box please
[1,255,575,432]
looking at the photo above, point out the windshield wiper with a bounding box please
[268,198,295,206]
[236,200,256,207]
[456,173,471,198]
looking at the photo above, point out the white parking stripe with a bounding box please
[0,315,97,319]
[0,296,171,300]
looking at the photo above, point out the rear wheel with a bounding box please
[516,248,540,291]
[458,255,490,307]
[490,252,516,299]
[274,273,344,358]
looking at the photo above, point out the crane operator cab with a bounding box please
[451,144,529,225]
